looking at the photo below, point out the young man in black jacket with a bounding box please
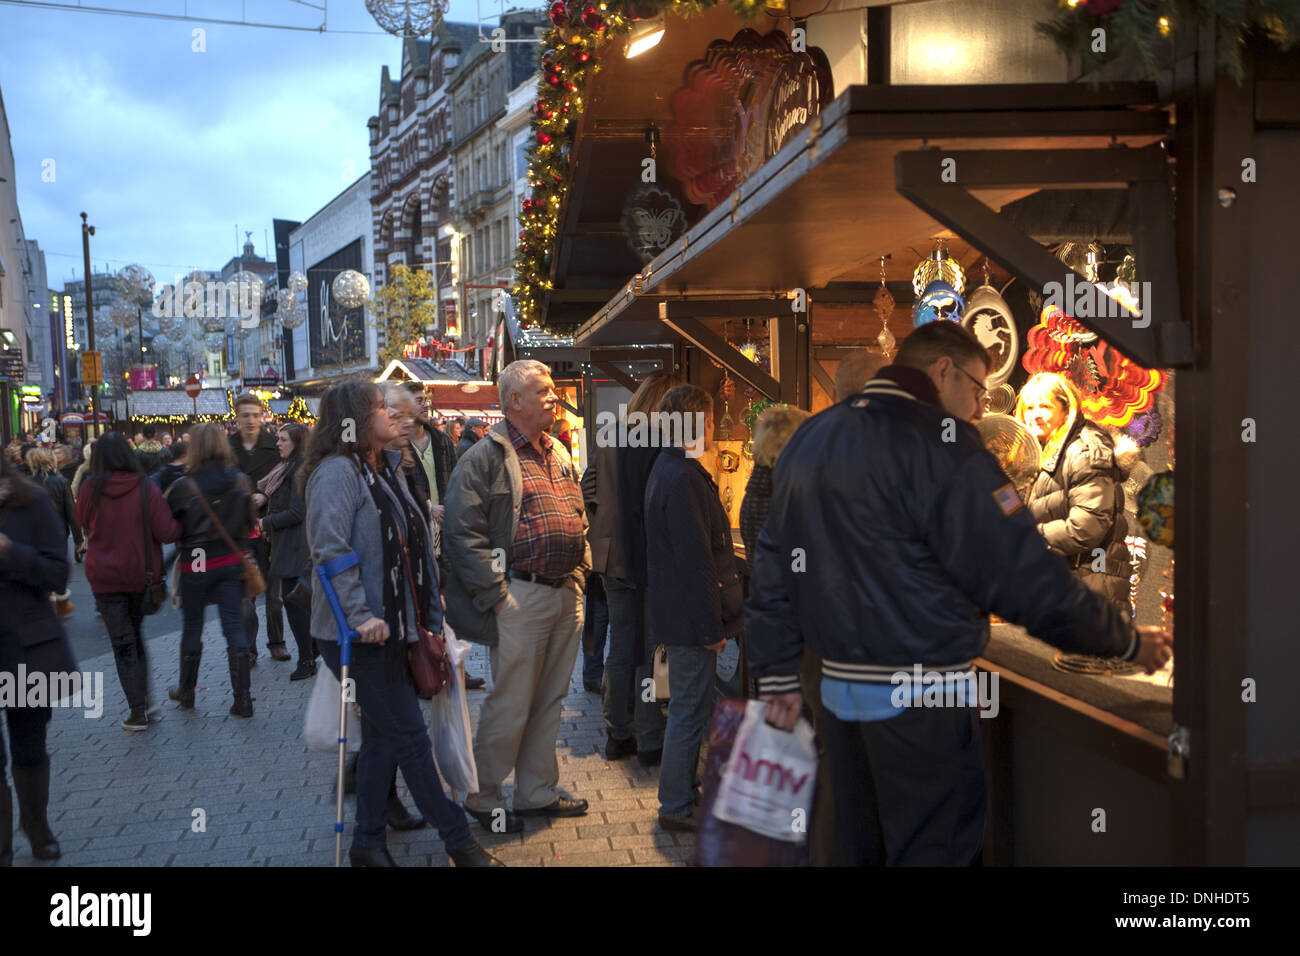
[229,392,286,663]
[748,321,1172,866]
[401,382,485,690]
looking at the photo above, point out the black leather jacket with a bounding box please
[35,471,82,545]
[746,369,1138,696]
[164,463,255,560]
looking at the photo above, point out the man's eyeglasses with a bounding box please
[952,363,988,401]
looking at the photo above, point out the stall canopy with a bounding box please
[123,388,233,421]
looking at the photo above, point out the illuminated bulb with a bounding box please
[625,17,665,58]
[1157,16,1171,36]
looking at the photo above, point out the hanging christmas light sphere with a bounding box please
[280,306,307,331]
[109,301,137,330]
[115,264,156,308]
[229,270,265,326]
[204,332,225,352]
[332,270,371,309]
[199,307,226,333]
[288,270,308,295]
[365,0,449,38]
[277,289,296,316]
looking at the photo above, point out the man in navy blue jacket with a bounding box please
[747,320,1172,865]
[645,385,743,831]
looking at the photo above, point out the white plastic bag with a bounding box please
[304,662,362,752]
[712,699,817,843]
[430,622,478,795]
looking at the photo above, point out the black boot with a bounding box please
[0,782,12,866]
[169,646,203,709]
[448,842,506,867]
[348,844,398,867]
[12,763,60,860]
[227,647,253,718]
[387,774,426,830]
[113,642,149,731]
[289,631,317,682]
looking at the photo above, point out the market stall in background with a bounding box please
[512,0,1299,865]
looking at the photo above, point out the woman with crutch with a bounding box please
[303,381,502,868]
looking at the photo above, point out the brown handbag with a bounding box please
[395,518,451,698]
[186,478,267,598]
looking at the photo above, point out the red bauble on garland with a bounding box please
[581,3,604,31]
[536,131,552,145]
[1082,0,1124,14]
[548,0,568,27]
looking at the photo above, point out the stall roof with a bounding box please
[124,388,232,419]
[378,357,477,383]
[574,82,1168,349]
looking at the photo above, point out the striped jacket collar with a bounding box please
[854,365,942,407]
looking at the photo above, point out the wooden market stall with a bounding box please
[516,0,1300,864]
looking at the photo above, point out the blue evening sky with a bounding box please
[0,0,513,291]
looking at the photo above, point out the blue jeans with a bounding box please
[603,578,665,749]
[180,564,247,652]
[318,640,473,851]
[658,643,718,818]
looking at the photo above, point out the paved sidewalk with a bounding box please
[18,610,691,868]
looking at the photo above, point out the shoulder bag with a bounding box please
[140,477,168,615]
[185,478,267,599]
[393,515,451,698]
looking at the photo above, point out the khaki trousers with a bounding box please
[466,577,583,812]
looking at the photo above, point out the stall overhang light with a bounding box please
[625,18,665,58]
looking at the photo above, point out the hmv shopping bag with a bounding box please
[712,699,817,844]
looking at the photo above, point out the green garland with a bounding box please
[513,0,764,333]
[1037,0,1299,84]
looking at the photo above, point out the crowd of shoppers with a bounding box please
[2,331,1175,868]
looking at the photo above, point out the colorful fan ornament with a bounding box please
[912,280,965,327]
[1021,304,1166,428]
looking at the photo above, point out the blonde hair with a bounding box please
[25,447,56,474]
[1014,372,1079,425]
[382,382,417,413]
[187,422,236,472]
[753,406,811,467]
[627,371,682,417]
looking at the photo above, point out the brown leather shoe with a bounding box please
[464,672,486,690]
[269,644,292,662]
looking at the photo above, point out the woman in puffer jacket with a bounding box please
[1015,372,1138,613]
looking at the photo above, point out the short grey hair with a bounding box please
[382,382,416,412]
[498,359,551,412]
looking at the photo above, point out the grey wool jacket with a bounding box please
[304,450,442,643]
[441,419,591,646]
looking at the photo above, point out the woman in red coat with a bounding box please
[73,432,181,731]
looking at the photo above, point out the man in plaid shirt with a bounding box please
[442,359,593,833]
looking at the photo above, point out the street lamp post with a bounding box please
[80,213,102,438]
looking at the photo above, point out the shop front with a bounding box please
[516,0,1299,864]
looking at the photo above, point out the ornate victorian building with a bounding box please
[368,14,543,374]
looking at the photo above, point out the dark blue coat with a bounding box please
[644,447,743,648]
[746,374,1138,696]
[0,489,78,679]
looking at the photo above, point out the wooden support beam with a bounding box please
[810,356,835,402]
[593,360,639,393]
[659,304,781,400]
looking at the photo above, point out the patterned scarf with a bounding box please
[360,456,433,679]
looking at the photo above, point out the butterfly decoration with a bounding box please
[620,186,686,264]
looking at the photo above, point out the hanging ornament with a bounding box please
[961,262,1019,387]
[332,270,370,309]
[280,306,306,331]
[288,270,308,296]
[912,240,966,296]
[1082,0,1125,16]
[548,0,568,26]
[912,280,966,326]
[619,184,686,264]
[365,1,450,38]
[536,131,552,145]
[871,255,896,358]
[581,2,605,30]
[276,289,296,316]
